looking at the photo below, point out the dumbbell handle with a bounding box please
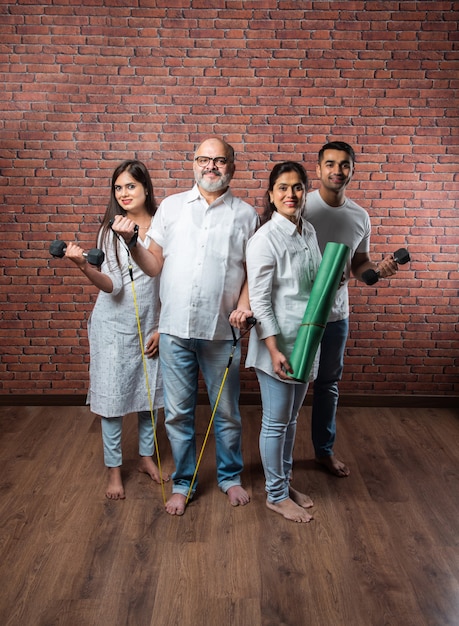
[362,248,410,285]
[49,240,105,266]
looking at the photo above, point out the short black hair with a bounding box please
[318,141,355,164]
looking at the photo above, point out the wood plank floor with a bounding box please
[0,403,458,626]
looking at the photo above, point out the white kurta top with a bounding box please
[86,221,163,417]
[149,185,259,340]
[305,189,371,322]
[246,211,322,382]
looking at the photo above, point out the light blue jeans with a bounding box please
[311,317,349,458]
[255,368,309,504]
[159,333,243,497]
[101,411,155,467]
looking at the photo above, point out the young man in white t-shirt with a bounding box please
[305,141,398,477]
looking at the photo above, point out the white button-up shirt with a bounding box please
[149,185,259,340]
[246,211,322,380]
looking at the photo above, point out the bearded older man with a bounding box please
[113,137,259,515]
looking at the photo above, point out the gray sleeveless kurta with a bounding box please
[86,224,163,417]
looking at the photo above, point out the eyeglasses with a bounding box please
[194,156,230,168]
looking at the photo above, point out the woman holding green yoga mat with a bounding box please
[245,161,322,523]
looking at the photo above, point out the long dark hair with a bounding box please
[261,161,309,224]
[97,160,157,261]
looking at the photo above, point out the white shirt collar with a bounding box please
[271,209,299,235]
[189,184,234,209]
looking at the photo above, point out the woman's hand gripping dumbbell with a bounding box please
[49,240,105,266]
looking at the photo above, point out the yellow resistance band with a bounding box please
[185,344,236,505]
[128,260,167,506]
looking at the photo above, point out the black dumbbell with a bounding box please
[49,240,105,266]
[362,248,410,285]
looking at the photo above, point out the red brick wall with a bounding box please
[1,1,458,398]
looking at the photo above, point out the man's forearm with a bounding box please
[236,278,251,311]
[130,243,163,277]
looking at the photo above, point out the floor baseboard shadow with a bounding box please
[0,393,457,408]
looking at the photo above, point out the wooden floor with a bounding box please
[0,403,458,626]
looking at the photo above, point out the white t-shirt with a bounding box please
[149,185,258,340]
[305,189,371,322]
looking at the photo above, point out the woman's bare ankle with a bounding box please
[106,466,125,500]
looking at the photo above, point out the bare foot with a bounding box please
[165,493,187,516]
[266,497,313,523]
[226,485,250,507]
[289,486,314,509]
[315,455,350,477]
[137,456,170,483]
[105,467,125,500]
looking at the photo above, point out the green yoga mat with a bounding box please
[287,241,350,383]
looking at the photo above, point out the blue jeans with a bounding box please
[159,334,243,497]
[311,318,349,458]
[256,369,309,503]
[101,411,155,467]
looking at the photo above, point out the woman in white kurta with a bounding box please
[246,161,322,523]
[64,160,168,500]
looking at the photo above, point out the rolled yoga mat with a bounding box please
[287,241,350,383]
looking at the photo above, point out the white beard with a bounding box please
[196,171,232,193]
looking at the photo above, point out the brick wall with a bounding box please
[1,0,458,399]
